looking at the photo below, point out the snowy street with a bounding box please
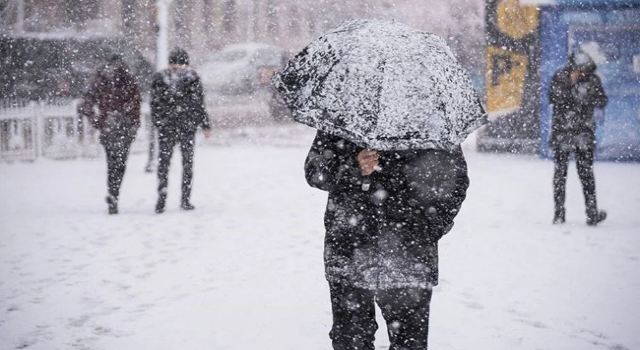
[1,124,639,350]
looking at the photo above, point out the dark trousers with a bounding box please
[104,142,132,199]
[157,131,195,204]
[553,147,598,217]
[146,122,157,170]
[329,283,432,350]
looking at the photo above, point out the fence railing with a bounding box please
[0,98,151,162]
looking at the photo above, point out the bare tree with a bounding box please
[266,0,278,36]
[222,0,237,36]
[203,0,215,44]
[175,0,191,48]
[122,0,137,38]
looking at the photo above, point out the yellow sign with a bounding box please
[497,0,539,40]
[486,46,528,113]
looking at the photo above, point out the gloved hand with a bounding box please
[572,82,591,106]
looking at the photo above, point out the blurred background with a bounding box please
[0,0,486,73]
[1,0,639,162]
[0,0,485,161]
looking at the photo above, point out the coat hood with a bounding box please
[567,51,597,74]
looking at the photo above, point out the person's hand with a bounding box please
[357,150,379,176]
[572,82,590,106]
[570,70,582,84]
[203,129,212,139]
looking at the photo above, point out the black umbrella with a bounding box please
[272,19,487,151]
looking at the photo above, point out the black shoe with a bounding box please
[155,198,166,214]
[106,196,118,215]
[181,202,195,211]
[553,208,565,224]
[587,210,607,226]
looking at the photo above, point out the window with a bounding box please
[64,0,99,24]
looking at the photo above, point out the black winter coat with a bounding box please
[548,62,608,150]
[151,67,211,137]
[305,131,469,290]
[78,60,141,147]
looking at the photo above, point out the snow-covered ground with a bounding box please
[1,124,639,350]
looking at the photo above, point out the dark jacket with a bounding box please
[151,67,211,137]
[78,59,141,145]
[305,131,469,290]
[548,54,608,150]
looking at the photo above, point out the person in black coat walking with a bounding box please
[78,53,141,215]
[151,48,212,213]
[305,131,469,350]
[548,50,608,225]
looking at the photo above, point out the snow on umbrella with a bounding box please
[272,19,487,151]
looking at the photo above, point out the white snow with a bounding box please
[1,124,639,350]
[272,19,485,152]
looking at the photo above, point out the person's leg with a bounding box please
[552,148,570,223]
[156,135,176,213]
[179,133,195,209]
[145,123,156,173]
[104,146,117,198]
[328,283,377,350]
[104,144,119,214]
[111,141,132,199]
[576,147,606,225]
[376,287,432,350]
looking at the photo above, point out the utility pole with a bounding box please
[146,0,173,173]
[155,0,173,71]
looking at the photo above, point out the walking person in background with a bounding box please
[78,53,141,215]
[549,50,608,226]
[151,48,211,214]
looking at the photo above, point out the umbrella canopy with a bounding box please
[272,19,487,151]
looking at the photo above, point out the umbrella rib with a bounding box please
[273,19,488,151]
[313,58,341,97]
[370,59,386,140]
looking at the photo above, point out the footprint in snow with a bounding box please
[515,318,547,329]
[460,300,484,310]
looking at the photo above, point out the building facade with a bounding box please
[1,0,379,64]
[2,0,485,71]
[479,0,640,161]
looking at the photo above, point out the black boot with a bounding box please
[155,196,166,214]
[553,208,565,224]
[181,201,195,211]
[106,195,118,215]
[587,210,607,226]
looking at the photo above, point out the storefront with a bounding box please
[480,0,640,161]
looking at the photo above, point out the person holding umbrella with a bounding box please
[273,20,486,349]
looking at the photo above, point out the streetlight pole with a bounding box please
[146,0,173,173]
[155,0,173,71]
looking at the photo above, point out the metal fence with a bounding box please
[0,98,151,162]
